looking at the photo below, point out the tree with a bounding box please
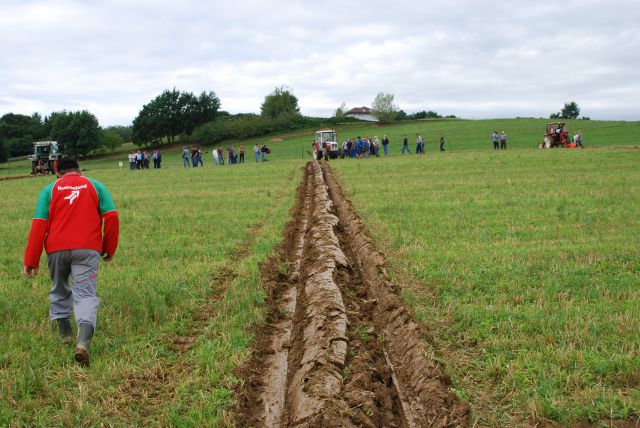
[132,89,220,146]
[334,102,346,119]
[102,130,124,153]
[371,92,398,122]
[105,125,133,141]
[48,110,103,157]
[0,139,8,162]
[132,103,162,146]
[0,113,46,156]
[561,102,580,119]
[260,86,300,119]
[550,101,580,119]
[193,91,222,127]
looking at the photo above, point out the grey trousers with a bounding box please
[48,249,101,328]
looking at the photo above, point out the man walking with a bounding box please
[416,134,424,154]
[135,150,143,169]
[196,146,204,167]
[213,146,219,166]
[128,151,135,170]
[239,144,245,163]
[382,135,389,157]
[152,149,160,168]
[191,146,198,167]
[23,158,119,366]
[182,146,191,167]
[491,131,499,150]
[500,131,507,149]
[402,135,411,155]
[576,130,584,148]
[439,133,446,152]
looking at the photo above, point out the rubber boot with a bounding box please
[74,323,94,367]
[57,318,74,344]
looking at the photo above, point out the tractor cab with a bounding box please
[33,141,58,160]
[313,129,339,159]
[29,141,62,174]
[541,122,569,148]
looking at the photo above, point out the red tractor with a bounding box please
[539,122,570,148]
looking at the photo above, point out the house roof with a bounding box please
[345,107,372,115]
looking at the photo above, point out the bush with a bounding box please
[191,114,343,146]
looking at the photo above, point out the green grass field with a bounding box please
[1,118,638,426]
[331,149,640,425]
[0,160,302,425]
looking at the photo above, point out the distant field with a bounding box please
[1,119,639,426]
[2,118,639,176]
[331,149,640,425]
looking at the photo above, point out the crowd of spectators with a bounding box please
[181,144,271,167]
[128,150,162,169]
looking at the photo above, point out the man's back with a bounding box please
[23,158,119,367]
[34,173,116,255]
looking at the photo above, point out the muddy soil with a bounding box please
[0,174,34,181]
[235,161,469,427]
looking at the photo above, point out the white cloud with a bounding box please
[1,0,639,125]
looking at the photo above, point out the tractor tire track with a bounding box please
[0,174,36,181]
[235,161,470,427]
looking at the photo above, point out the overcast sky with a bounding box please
[1,0,639,126]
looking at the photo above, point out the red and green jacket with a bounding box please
[24,173,119,268]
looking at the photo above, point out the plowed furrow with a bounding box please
[235,161,470,427]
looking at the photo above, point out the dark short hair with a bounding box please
[59,157,80,171]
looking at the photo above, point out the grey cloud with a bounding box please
[1,0,638,125]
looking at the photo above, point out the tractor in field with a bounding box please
[313,129,339,160]
[539,122,570,148]
[28,141,63,175]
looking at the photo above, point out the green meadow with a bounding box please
[1,118,639,426]
[0,160,303,425]
[331,149,640,425]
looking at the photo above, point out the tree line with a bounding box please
[0,111,132,162]
[132,86,332,147]
[0,87,588,163]
[0,86,315,162]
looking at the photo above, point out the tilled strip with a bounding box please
[286,161,349,426]
[321,162,470,427]
[256,166,313,425]
[235,161,470,427]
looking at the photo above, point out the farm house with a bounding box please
[344,106,378,122]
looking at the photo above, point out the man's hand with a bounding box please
[102,253,114,262]
[23,266,38,278]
